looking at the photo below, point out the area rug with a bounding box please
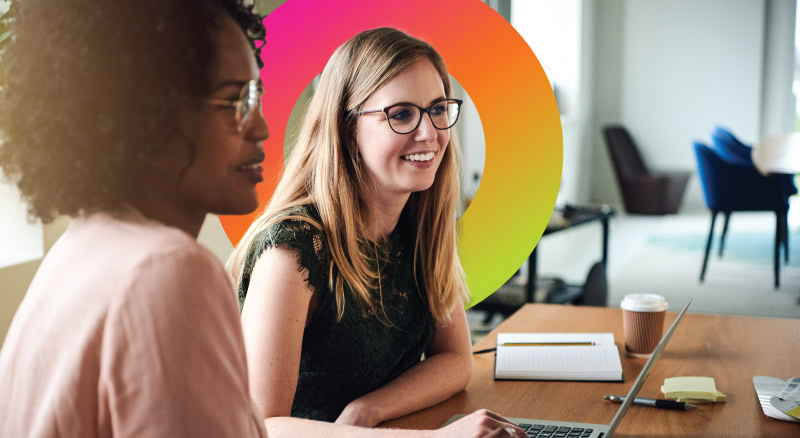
[609,213,800,319]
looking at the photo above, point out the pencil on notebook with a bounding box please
[500,342,596,346]
[472,341,597,354]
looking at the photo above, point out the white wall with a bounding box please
[761,0,797,138]
[0,182,43,268]
[590,0,771,211]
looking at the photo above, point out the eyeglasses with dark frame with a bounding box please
[200,79,264,133]
[357,98,463,135]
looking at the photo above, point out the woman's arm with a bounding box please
[240,246,313,418]
[267,409,526,438]
[335,304,473,427]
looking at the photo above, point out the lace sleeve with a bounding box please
[237,210,330,309]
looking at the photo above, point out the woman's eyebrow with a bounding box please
[427,96,447,105]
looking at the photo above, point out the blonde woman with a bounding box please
[229,27,487,429]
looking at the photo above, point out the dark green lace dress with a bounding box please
[237,205,437,422]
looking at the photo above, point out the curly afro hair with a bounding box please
[0,0,266,223]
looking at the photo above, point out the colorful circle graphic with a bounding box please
[220,0,562,306]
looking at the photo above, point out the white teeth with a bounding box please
[239,163,260,170]
[402,152,435,162]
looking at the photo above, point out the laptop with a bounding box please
[444,297,693,438]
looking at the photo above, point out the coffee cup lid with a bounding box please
[620,294,668,312]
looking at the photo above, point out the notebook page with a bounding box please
[495,345,622,380]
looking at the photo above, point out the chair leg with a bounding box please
[775,212,781,289]
[719,211,731,258]
[783,210,789,264]
[701,211,717,283]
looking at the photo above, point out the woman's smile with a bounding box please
[401,151,437,169]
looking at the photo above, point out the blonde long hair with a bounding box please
[227,28,467,324]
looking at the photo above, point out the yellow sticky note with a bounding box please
[662,377,722,402]
[672,390,727,403]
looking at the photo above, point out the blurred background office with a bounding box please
[479,0,800,325]
[1,0,799,345]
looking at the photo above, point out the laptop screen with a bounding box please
[605,297,693,437]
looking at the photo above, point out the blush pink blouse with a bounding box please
[0,210,267,437]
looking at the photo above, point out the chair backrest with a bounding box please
[710,126,752,166]
[693,141,719,209]
[578,262,607,307]
[711,126,797,196]
[604,125,648,180]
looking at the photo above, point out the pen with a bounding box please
[473,342,596,354]
[604,394,697,410]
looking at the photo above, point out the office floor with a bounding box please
[467,200,800,341]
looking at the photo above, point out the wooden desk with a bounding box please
[382,304,800,437]
[753,132,800,175]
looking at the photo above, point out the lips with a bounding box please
[236,151,265,183]
[401,151,436,162]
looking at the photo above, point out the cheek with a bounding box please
[436,137,449,165]
[189,132,239,181]
[192,138,222,172]
[357,127,403,163]
[439,130,451,149]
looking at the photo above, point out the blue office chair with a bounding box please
[710,126,753,166]
[710,126,795,262]
[694,141,789,288]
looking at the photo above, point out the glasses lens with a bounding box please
[429,100,460,130]
[386,104,421,134]
[236,81,258,131]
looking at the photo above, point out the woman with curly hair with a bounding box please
[227,28,515,432]
[0,1,523,437]
[0,0,270,436]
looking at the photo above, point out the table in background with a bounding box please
[474,205,615,318]
[754,132,800,175]
[381,304,800,437]
[527,204,615,302]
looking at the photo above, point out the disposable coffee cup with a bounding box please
[620,294,668,357]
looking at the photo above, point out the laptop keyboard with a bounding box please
[516,423,594,438]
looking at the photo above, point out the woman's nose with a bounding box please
[414,113,438,143]
[245,108,270,142]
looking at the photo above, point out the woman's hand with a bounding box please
[334,405,526,437]
[334,398,382,427]
[431,409,527,438]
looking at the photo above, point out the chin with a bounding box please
[409,181,436,193]
[213,196,260,216]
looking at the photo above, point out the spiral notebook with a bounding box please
[494,333,623,381]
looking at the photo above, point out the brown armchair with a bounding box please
[603,125,690,215]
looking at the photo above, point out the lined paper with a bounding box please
[495,333,622,381]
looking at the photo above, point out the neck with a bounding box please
[128,192,206,239]
[365,189,409,242]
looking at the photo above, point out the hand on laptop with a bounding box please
[433,409,527,438]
